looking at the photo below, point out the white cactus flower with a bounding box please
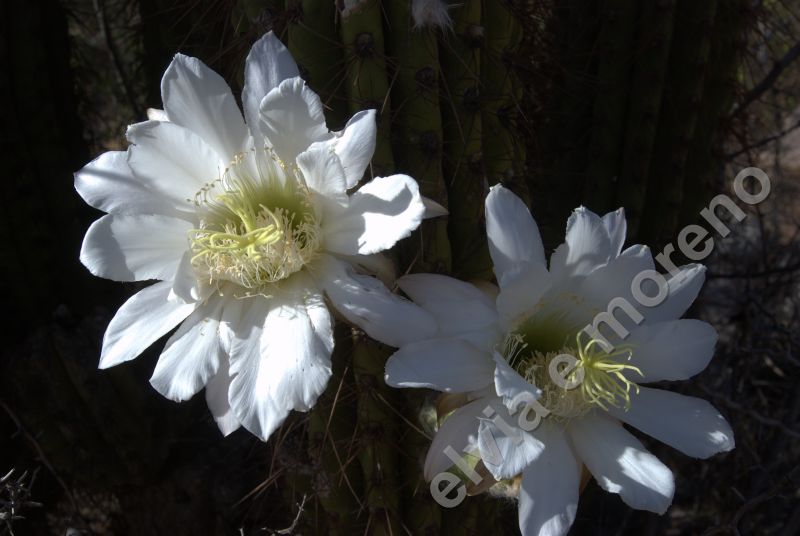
[384,185,734,536]
[76,32,439,441]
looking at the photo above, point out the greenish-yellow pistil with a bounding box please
[189,151,320,291]
[505,330,643,420]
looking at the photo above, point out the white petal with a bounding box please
[550,207,613,279]
[577,245,655,337]
[493,352,542,412]
[259,77,331,162]
[641,264,706,324]
[205,356,241,436]
[472,279,500,302]
[298,272,336,357]
[127,120,223,211]
[603,208,627,258]
[74,151,176,216]
[228,292,333,441]
[569,413,675,514]
[169,251,207,304]
[99,281,196,369]
[315,255,436,347]
[608,387,735,459]
[518,422,580,536]
[478,400,544,480]
[385,338,494,392]
[424,398,486,481]
[161,53,248,160]
[332,109,377,189]
[80,214,192,282]
[335,252,396,288]
[149,294,225,401]
[323,174,426,256]
[242,32,300,147]
[627,320,717,382]
[580,244,654,303]
[397,273,497,336]
[496,262,552,328]
[296,145,348,219]
[218,292,245,353]
[485,185,546,287]
[147,108,169,121]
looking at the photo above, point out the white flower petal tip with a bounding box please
[146,108,169,121]
[323,174,426,256]
[317,255,436,348]
[397,273,498,336]
[205,359,241,436]
[160,53,247,161]
[519,424,580,536]
[609,387,735,459]
[243,31,299,144]
[422,196,449,218]
[493,352,541,411]
[478,401,545,481]
[626,320,717,382]
[485,185,546,287]
[79,213,192,282]
[384,338,494,392]
[227,293,333,442]
[549,205,615,279]
[331,109,377,189]
[74,151,176,216]
[423,398,486,481]
[258,76,330,162]
[98,282,196,370]
[570,415,675,514]
[602,207,627,256]
[149,295,225,402]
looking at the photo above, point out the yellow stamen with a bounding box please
[502,329,643,419]
[571,333,643,411]
[188,155,321,291]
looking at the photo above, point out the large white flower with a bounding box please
[76,32,440,441]
[384,185,734,536]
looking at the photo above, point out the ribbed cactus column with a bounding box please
[639,0,718,247]
[482,0,530,205]
[582,2,638,213]
[528,0,598,248]
[339,0,394,174]
[283,8,365,532]
[286,0,349,129]
[351,334,401,535]
[616,0,676,241]
[680,0,748,227]
[438,2,484,530]
[385,0,452,275]
[383,1,451,533]
[305,326,363,534]
[441,0,491,282]
[339,3,401,533]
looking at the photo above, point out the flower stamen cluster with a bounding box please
[190,159,321,290]
[572,334,642,411]
[503,332,643,419]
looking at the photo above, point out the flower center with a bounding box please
[503,331,643,420]
[189,151,320,291]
